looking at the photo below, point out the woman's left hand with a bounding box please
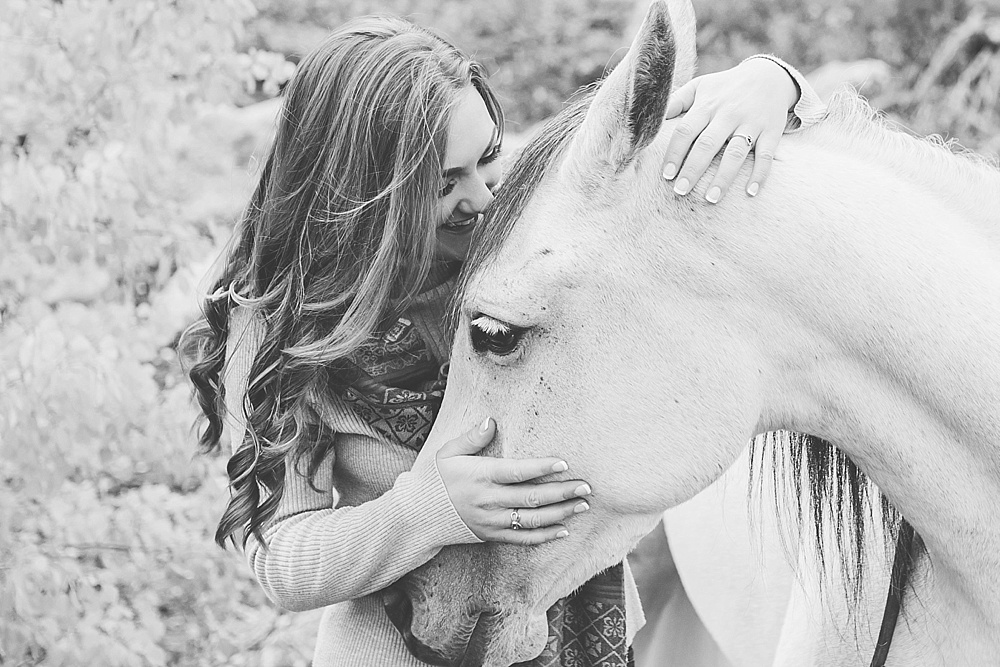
[660,57,800,203]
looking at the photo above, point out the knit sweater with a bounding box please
[747,54,827,131]
[220,61,826,666]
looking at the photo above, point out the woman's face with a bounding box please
[435,86,502,263]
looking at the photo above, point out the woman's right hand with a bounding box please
[436,418,592,544]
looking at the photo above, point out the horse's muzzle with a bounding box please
[383,586,497,667]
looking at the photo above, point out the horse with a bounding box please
[394,0,1000,664]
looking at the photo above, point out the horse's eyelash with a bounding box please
[471,316,510,336]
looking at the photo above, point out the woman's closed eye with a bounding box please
[470,314,528,358]
[479,141,502,166]
[439,142,502,198]
[441,177,459,197]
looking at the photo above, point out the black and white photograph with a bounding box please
[3,0,999,665]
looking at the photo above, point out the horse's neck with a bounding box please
[805,99,1000,246]
[731,140,1000,628]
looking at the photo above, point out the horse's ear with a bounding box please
[664,0,697,89]
[568,0,696,172]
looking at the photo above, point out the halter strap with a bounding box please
[870,520,916,667]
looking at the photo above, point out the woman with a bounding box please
[182,14,823,666]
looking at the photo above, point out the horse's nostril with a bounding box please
[459,611,501,667]
[383,588,458,666]
[382,587,408,623]
[383,588,414,642]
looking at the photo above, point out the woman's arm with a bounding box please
[222,311,474,609]
[244,433,480,611]
[741,54,826,130]
[660,56,826,202]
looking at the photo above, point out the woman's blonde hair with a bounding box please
[182,15,503,547]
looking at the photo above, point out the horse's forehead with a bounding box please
[467,241,576,322]
[468,133,677,315]
[513,166,631,244]
[473,195,606,298]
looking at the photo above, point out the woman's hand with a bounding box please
[661,57,800,203]
[436,418,592,545]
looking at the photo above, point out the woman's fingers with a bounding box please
[437,421,568,483]
[486,456,570,484]
[508,498,590,529]
[664,115,733,196]
[436,417,494,458]
[661,108,711,183]
[746,127,782,196]
[483,479,591,509]
[705,127,758,203]
[482,499,590,545]
[435,418,594,545]
[663,78,698,120]
[498,524,571,546]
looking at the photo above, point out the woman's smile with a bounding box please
[441,212,481,232]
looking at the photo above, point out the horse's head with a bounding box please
[391,1,768,663]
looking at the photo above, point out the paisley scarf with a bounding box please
[339,315,446,451]
[518,565,634,667]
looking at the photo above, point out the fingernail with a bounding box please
[574,501,590,514]
[551,460,568,473]
[673,177,690,196]
[556,530,570,538]
[662,162,677,180]
[747,182,759,197]
[479,417,491,434]
[706,186,721,204]
[574,483,592,497]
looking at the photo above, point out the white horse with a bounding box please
[397,0,1000,664]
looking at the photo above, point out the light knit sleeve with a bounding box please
[742,54,827,132]
[245,439,479,611]
[222,308,480,612]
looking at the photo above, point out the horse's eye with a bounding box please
[470,315,527,357]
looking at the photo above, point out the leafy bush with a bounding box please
[246,0,635,126]
[246,0,999,153]
[692,0,968,72]
[0,1,318,665]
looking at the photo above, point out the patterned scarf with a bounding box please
[342,315,632,667]
[339,315,446,451]
[517,565,634,667]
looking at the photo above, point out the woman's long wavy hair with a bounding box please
[180,15,503,549]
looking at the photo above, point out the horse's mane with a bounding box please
[454,84,920,607]
[807,90,1000,231]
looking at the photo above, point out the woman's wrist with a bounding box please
[740,54,801,111]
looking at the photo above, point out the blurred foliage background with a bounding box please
[1,0,998,665]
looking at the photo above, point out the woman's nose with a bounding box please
[459,175,496,214]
